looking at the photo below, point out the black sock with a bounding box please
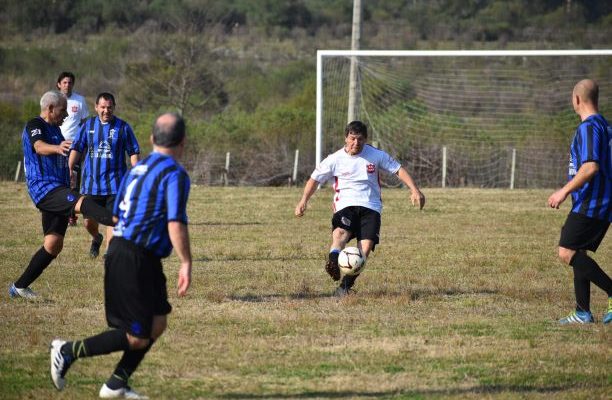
[329,251,339,264]
[80,197,115,227]
[571,265,591,312]
[341,274,359,289]
[61,329,129,360]
[570,251,612,298]
[14,247,56,288]
[106,339,155,390]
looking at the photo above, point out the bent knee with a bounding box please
[558,247,575,265]
[127,335,150,350]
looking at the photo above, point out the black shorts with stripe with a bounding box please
[104,237,172,339]
[332,206,381,247]
[36,186,81,236]
[559,212,610,252]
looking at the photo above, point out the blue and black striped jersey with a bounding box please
[568,113,612,222]
[71,116,140,195]
[22,117,70,204]
[112,152,190,258]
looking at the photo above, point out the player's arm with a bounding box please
[168,221,192,297]
[33,139,72,156]
[548,161,599,209]
[129,153,139,167]
[295,178,320,217]
[396,167,425,210]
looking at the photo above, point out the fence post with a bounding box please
[14,161,22,182]
[442,146,447,188]
[223,152,230,186]
[292,149,299,185]
[510,148,516,190]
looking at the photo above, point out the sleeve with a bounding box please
[310,154,335,183]
[79,97,89,121]
[166,170,190,224]
[70,123,87,152]
[124,124,140,156]
[25,119,47,147]
[578,122,603,165]
[379,150,401,174]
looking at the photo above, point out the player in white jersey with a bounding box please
[57,72,89,226]
[295,121,425,296]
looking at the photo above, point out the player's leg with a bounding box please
[10,212,67,300]
[557,213,611,324]
[68,164,81,226]
[328,208,358,281]
[84,217,103,258]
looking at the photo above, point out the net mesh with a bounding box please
[321,54,612,188]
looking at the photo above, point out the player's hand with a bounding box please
[548,189,567,209]
[177,262,191,297]
[57,140,72,156]
[295,201,307,217]
[411,190,425,210]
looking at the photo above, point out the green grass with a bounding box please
[0,182,610,399]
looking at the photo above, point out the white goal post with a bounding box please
[316,49,612,188]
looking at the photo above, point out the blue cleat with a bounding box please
[603,298,612,325]
[559,310,594,325]
[9,283,39,299]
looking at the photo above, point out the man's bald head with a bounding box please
[152,112,186,148]
[573,79,599,107]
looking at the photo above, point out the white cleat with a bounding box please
[49,339,70,390]
[9,283,39,300]
[99,383,149,399]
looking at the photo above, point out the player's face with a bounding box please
[57,77,74,96]
[95,98,115,123]
[50,99,68,126]
[344,132,366,155]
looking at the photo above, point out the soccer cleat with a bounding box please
[50,339,72,390]
[68,215,78,227]
[334,275,358,298]
[8,283,39,300]
[558,310,594,325]
[603,298,612,325]
[99,384,149,399]
[90,233,104,258]
[325,259,341,281]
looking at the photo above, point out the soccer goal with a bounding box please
[316,50,612,188]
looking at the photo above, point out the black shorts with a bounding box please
[83,195,116,216]
[104,237,172,338]
[332,206,381,246]
[559,212,610,252]
[36,187,80,236]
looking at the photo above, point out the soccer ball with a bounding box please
[338,247,366,276]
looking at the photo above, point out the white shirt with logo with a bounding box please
[61,92,89,141]
[311,144,401,214]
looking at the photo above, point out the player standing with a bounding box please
[69,93,140,258]
[56,72,89,226]
[295,120,425,296]
[548,79,612,325]
[50,113,192,399]
[9,91,115,300]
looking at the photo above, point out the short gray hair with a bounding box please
[40,91,66,111]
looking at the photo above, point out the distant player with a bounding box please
[51,112,192,399]
[295,120,425,296]
[9,91,115,300]
[56,72,89,226]
[548,79,612,325]
[69,93,140,258]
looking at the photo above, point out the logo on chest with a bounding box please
[366,163,376,174]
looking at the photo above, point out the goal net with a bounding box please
[317,50,612,188]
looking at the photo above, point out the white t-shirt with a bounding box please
[311,144,401,214]
[60,92,89,141]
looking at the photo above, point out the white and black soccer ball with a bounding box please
[338,247,366,276]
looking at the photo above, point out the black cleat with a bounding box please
[89,233,103,258]
[325,259,341,281]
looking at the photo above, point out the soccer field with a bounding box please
[0,182,610,399]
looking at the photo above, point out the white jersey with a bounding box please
[60,92,89,141]
[311,144,401,214]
